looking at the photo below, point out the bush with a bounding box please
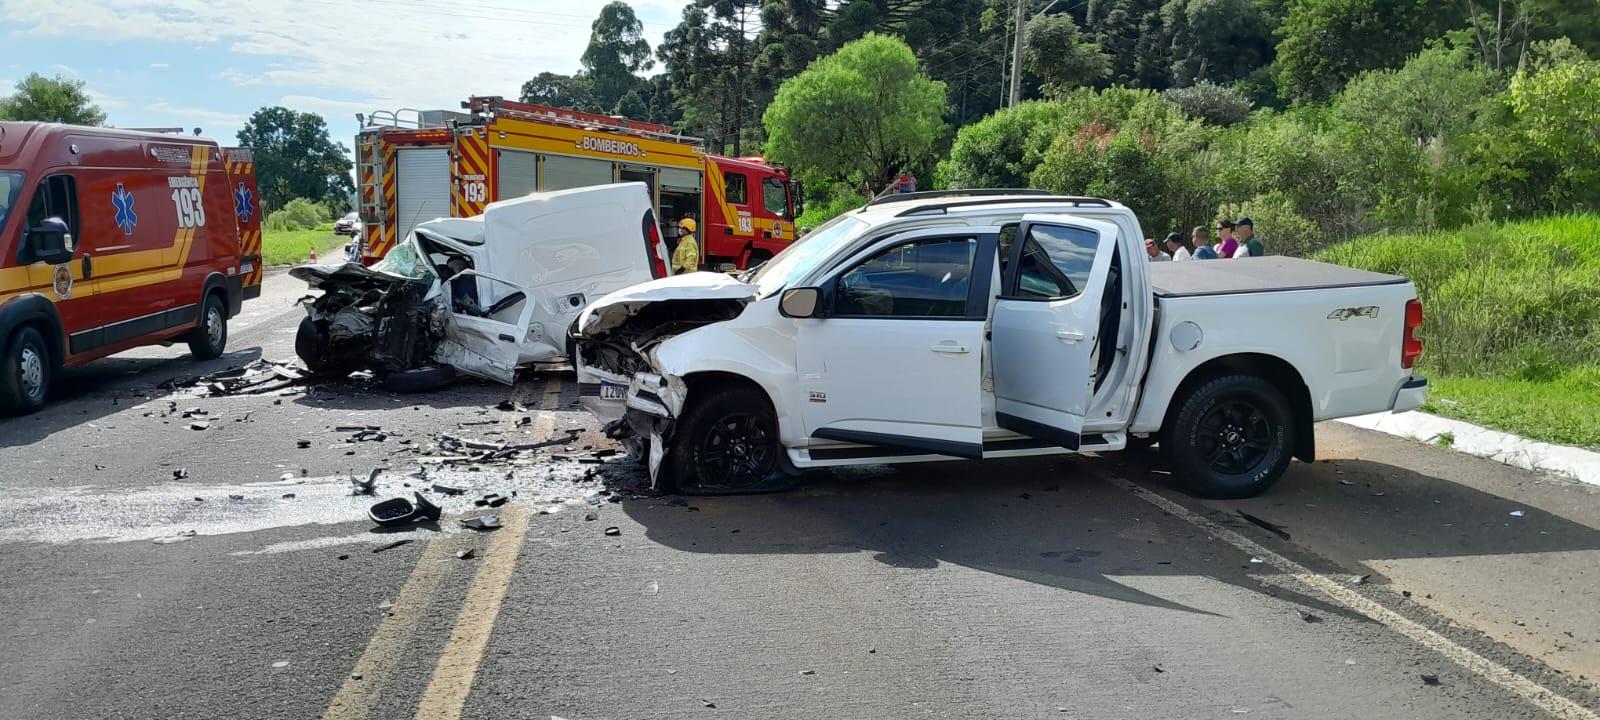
[1163,82,1253,126]
[264,198,332,232]
[796,182,866,230]
[940,101,1068,188]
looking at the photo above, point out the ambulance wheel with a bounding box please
[1,326,51,415]
[187,293,228,360]
[661,384,794,495]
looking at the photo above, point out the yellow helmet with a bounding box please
[678,217,697,233]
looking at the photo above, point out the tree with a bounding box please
[582,1,654,112]
[1274,0,1457,101]
[0,73,106,125]
[1025,14,1112,95]
[235,107,354,212]
[659,0,763,154]
[519,72,599,111]
[1163,82,1255,125]
[764,34,947,190]
[941,101,1070,188]
[1165,0,1274,85]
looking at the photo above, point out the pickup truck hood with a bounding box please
[577,271,759,335]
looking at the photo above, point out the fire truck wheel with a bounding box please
[1,325,51,415]
[187,293,229,361]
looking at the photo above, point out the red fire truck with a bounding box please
[353,97,802,270]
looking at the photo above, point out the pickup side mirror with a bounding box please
[23,219,73,266]
[779,287,822,319]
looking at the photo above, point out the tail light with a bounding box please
[1402,299,1423,369]
[642,210,668,279]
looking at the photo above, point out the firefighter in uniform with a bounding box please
[672,217,699,274]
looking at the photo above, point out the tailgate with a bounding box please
[222,147,263,300]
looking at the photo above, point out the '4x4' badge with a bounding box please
[111,183,138,236]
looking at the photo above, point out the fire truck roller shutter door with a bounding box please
[396,147,451,243]
[659,168,700,194]
[497,149,538,200]
[541,154,614,192]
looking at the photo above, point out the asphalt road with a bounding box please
[2,270,1599,720]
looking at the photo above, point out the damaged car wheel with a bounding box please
[663,385,793,495]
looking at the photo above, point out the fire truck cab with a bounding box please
[0,122,262,414]
[354,97,801,271]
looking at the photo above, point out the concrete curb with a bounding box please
[1337,411,1600,488]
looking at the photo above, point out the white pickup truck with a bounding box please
[573,191,1427,499]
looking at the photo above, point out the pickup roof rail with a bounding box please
[865,188,1055,207]
[893,195,1114,217]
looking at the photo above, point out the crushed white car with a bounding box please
[293,182,669,388]
[573,190,1427,498]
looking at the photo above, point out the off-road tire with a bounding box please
[1,326,51,415]
[187,293,228,360]
[294,316,334,372]
[1165,374,1294,499]
[659,384,794,495]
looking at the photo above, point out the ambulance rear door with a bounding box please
[222,147,262,304]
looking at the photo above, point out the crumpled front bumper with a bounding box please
[576,361,687,485]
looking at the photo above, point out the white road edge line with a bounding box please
[1103,474,1599,720]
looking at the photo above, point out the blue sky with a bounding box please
[4,0,679,147]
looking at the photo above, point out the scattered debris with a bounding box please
[456,548,476,560]
[799,669,816,676]
[368,492,441,528]
[1152,664,1164,673]
[604,526,621,536]
[1349,574,1371,585]
[296,440,312,449]
[700,700,716,709]
[351,469,380,496]
[475,493,509,508]
[643,580,659,596]
[229,494,245,501]
[281,493,296,499]
[373,539,414,553]
[431,482,466,496]
[1248,557,1264,564]
[1235,510,1291,540]
[172,468,189,479]
[461,514,502,531]
[1337,479,1355,486]
[1421,673,1441,686]
[1509,510,1526,518]
[152,530,197,545]
[189,421,210,431]
[271,661,290,669]
[1299,611,1323,623]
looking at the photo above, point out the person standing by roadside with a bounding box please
[672,217,700,274]
[1145,238,1172,261]
[1216,219,1239,259]
[1165,231,1192,261]
[1235,216,1264,257]
[1192,225,1219,259]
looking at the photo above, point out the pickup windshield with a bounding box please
[0,172,21,234]
[371,234,437,284]
[751,214,867,297]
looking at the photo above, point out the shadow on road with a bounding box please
[0,347,264,447]
[608,445,1600,619]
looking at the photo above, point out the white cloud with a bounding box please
[83,86,127,109]
[144,101,247,127]
[0,0,675,117]
[52,63,77,75]
[149,62,168,69]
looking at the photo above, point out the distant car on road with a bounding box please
[333,211,361,237]
[573,190,1429,499]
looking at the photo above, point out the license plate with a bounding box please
[599,382,626,400]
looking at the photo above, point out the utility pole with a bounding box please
[1008,0,1025,107]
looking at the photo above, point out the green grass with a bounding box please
[262,223,347,266]
[1317,214,1600,450]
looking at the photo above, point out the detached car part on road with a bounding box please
[573,190,1428,499]
[293,183,668,388]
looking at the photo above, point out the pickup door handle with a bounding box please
[930,344,969,354]
[1056,330,1085,342]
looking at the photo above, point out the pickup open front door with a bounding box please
[435,269,534,384]
[991,216,1120,450]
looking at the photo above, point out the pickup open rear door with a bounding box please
[990,216,1121,450]
[222,147,262,302]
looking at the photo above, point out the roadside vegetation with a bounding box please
[262,198,347,266]
[1318,215,1600,449]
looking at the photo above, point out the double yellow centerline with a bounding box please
[321,380,563,720]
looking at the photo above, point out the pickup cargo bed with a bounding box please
[1149,256,1406,298]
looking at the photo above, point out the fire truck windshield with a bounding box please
[0,171,21,233]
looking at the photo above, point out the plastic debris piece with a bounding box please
[1299,611,1322,623]
[189,421,210,431]
[373,539,413,553]
[172,468,188,479]
[1509,510,1526,517]
[296,439,311,449]
[1421,673,1441,686]
[456,548,476,560]
[643,580,659,595]
[272,661,290,668]
[604,526,621,536]
[431,482,466,496]
[460,514,502,531]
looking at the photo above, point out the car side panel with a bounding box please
[1129,282,1422,433]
